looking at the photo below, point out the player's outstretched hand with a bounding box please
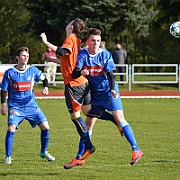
[41,87,49,96]
[40,33,48,45]
[111,90,118,99]
[1,103,6,115]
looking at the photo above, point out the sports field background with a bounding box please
[0,98,180,180]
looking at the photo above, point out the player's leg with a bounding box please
[39,121,55,161]
[87,106,123,136]
[75,116,96,160]
[52,63,57,86]
[64,106,123,169]
[70,110,95,152]
[88,87,124,136]
[104,83,143,165]
[112,110,143,165]
[5,108,24,164]
[68,106,121,166]
[65,83,95,155]
[4,125,15,164]
[75,85,124,158]
[27,106,55,161]
[78,92,97,160]
[64,83,95,169]
[64,116,96,169]
[45,64,51,83]
[112,110,139,149]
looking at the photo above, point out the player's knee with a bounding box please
[8,125,16,132]
[85,117,97,130]
[82,105,91,115]
[113,110,125,123]
[70,111,81,120]
[39,122,49,130]
[119,112,125,121]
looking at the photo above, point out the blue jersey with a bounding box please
[76,48,123,111]
[76,48,116,92]
[1,65,42,108]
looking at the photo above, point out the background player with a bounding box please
[0,47,55,164]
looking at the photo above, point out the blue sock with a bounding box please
[41,130,49,153]
[119,120,139,151]
[72,117,92,149]
[5,131,15,157]
[76,130,92,159]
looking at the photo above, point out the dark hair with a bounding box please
[87,28,101,37]
[15,47,29,62]
[72,18,85,34]
[15,47,29,57]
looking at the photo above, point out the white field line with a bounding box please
[36,96,180,99]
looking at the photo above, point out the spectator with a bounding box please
[44,47,57,86]
[100,41,106,49]
[111,42,127,85]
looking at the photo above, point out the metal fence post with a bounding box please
[178,64,180,91]
[128,64,131,91]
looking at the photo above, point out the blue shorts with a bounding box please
[91,82,123,112]
[7,106,47,128]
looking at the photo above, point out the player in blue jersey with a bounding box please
[64,28,143,168]
[0,47,55,164]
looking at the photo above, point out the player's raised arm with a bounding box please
[40,33,70,57]
[40,33,58,52]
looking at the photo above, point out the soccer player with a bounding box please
[64,28,143,168]
[40,18,95,162]
[0,47,55,164]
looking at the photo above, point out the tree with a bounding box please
[0,0,27,63]
[26,0,158,64]
[0,0,43,64]
[157,0,180,24]
[1,0,172,65]
[148,0,180,65]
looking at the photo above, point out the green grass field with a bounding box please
[0,98,180,180]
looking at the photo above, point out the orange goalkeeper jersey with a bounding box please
[60,34,88,87]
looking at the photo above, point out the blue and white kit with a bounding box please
[76,48,123,112]
[1,65,47,127]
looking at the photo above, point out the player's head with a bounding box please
[66,18,85,35]
[86,28,101,54]
[116,42,122,49]
[15,47,29,64]
[47,47,53,52]
[100,41,106,48]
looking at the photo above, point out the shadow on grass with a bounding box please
[154,160,180,163]
[0,172,59,177]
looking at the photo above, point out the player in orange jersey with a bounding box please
[40,18,95,163]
